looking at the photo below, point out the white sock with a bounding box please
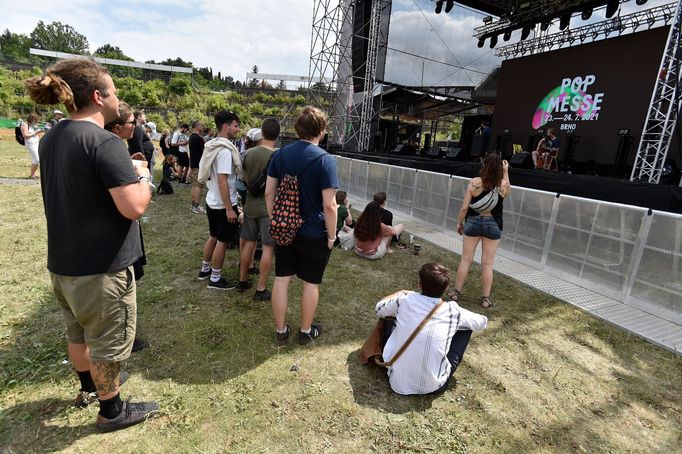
[201,261,211,273]
[276,327,288,334]
[210,268,221,282]
[300,327,311,334]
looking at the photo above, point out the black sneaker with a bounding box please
[131,337,147,353]
[96,400,159,433]
[207,277,236,290]
[275,325,291,346]
[247,266,260,275]
[254,289,271,301]
[75,371,129,408]
[298,324,322,346]
[236,280,253,292]
[198,269,211,280]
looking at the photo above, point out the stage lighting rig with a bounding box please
[605,0,619,18]
[482,15,493,24]
[560,14,571,30]
[435,0,443,14]
[494,2,676,59]
[478,37,485,48]
[445,0,455,13]
[636,0,648,5]
[490,34,498,48]
[581,9,593,21]
[540,20,551,31]
[521,26,533,40]
[503,30,512,41]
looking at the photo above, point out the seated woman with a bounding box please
[373,263,488,395]
[353,201,404,259]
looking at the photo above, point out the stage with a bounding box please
[331,149,682,214]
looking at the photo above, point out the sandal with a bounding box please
[396,242,408,250]
[447,288,460,301]
[481,296,494,308]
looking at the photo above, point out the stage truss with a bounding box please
[308,0,391,152]
[494,3,677,58]
[631,0,682,183]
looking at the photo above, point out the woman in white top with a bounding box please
[21,114,43,179]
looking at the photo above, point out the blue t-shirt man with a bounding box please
[267,140,338,237]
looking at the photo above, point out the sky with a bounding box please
[1,0,670,87]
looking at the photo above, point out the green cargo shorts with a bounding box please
[50,266,137,363]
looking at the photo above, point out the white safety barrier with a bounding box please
[334,156,682,324]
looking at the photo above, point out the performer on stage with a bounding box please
[532,128,560,171]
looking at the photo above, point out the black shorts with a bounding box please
[275,235,332,284]
[177,152,190,168]
[207,205,240,243]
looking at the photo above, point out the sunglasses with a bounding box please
[118,120,136,126]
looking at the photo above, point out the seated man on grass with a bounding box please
[375,262,488,395]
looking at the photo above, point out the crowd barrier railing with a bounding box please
[333,156,682,324]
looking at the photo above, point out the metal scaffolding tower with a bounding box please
[308,0,390,152]
[631,0,682,183]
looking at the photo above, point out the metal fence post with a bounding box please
[622,209,654,303]
[540,194,561,268]
[441,176,454,230]
[410,169,418,217]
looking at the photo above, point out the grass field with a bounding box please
[0,132,681,453]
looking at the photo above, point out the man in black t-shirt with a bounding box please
[127,110,156,180]
[373,191,399,242]
[188,120,206,214]
[25,58,158,432]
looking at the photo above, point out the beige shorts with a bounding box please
[50,266,137,363]
[188,169,204,188]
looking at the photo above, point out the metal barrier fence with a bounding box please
[334,156,682,324]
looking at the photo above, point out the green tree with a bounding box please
[276,79,287,91]
[30,21,89,54]
[248,65,259,88]
[0,30,31,61]
[94,44,133,60]
[168,75,192,97]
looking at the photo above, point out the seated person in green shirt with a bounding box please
[336,190,354,234]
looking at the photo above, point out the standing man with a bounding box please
[24,58,158,432]
[197,111,241,290]
[265,106,338,346]
[238,119,280,299]
[188,119,206,214]
[50,109,64,126]
[171,123,190,183]
[127,110,156,181]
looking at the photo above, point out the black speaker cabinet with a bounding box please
[509,151,534,169]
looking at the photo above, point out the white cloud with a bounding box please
[1,0,313,81]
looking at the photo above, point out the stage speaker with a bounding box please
[470,134,486,157]
[509,151,534,169]
[423,133,431,150]
[426,146,441,157]
[445,147,462,160]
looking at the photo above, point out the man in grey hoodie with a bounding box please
[197,111,242,290]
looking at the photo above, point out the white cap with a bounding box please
[145,121,157,132]
[53,109,63,115]
[246,128,263,142]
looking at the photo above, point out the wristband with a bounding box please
[138,175,156,189]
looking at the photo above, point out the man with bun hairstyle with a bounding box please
[24,58,158,432]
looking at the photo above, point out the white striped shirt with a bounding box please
[375,291,488,395]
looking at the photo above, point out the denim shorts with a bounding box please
[464,215,502,240]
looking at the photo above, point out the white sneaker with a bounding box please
[191,205,206,214]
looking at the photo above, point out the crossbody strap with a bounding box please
[376,299,446,367]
